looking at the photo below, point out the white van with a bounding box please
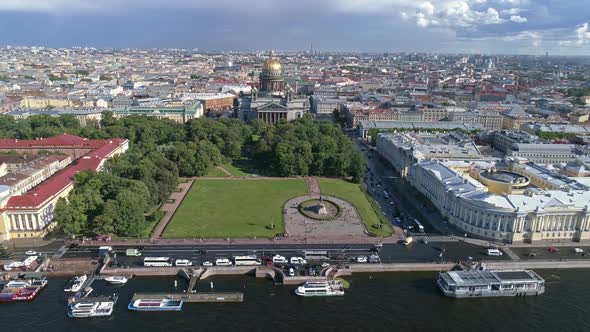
[125,249,142,257]
[486,248,503,256]
[175,259,192,266]
[288,268,295,277]
[215,258,233,266]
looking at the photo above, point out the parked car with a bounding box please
[272,254,288,264]
[215,258,233,266]
[290,257,307,265]
[486,248,502,256]
[547,247,559,253]
[368,255,380,263]
[574,248,584,254]
[175,259,192,267]
[356,256,368,263]
[202,261,213,267]
[25,250,38,256]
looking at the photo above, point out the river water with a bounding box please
[2,270,588,332]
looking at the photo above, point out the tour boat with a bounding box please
[65,275,87,292]
[294,280,345,297]
[69,299,116,318]
[128,298,184,311]
[104,276,128,285]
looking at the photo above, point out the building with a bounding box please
[521,123,590,136]
[183,93,235,112]
[311,96,343,119]
[501,105,529,130]
[5,109,103,126]
[492,130,543,153]
[408,159,590,243]
[359,121,483,139]
[449,110,503,130]
[240,57,309,125]
[114,102,203,123]
[0,134,129,241]
[506,143,586,165]
[376,131,483,177]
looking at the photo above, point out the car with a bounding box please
[215,258,233,266]
[288,267,295,277]
[272,254,288,264]
[202,261,213,267]
[574,248,584,254]
[25,250,38,256]
[368,254,380,263]
[321,262,330,268]
[547,247,559,253]
[486,248,503,256]
[356,256,368,263]
[290,257,307,265]
[389,201,394,205]
[175,259,192,266]
[420,238,428,244]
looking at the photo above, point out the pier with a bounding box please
[130,292,243,303]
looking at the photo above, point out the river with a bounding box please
[2,270,588,332]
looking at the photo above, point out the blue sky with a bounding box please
[0,0,589,55]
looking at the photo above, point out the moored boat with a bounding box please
[65,275,87,292]
[68,295,118,318]
[104,276,128,285]
[128,298,184,311]
[437,269,545,298]
[295,280,345,297]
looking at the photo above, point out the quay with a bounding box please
[130,292,243,303]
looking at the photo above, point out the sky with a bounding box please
[0,0,589,55]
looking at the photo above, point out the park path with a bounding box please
[306,176,320,195]
[216,166,233,177]
[150,179,195,240]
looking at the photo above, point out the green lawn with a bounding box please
[163,179,308,238]
[219,163,248,177]
[205,166,230,177]
[319,178,393,237]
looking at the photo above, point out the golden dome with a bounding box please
[263,58,282,72]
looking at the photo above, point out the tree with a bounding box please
[54,197,87,237]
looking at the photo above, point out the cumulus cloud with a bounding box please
[510,15,527,23]
[503,30,541,47]
[559,22,590,46]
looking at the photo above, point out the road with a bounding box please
[60,242,510,267]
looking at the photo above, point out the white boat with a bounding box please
[69,300,115,318]
[5,280,31,288]
[104,276,128,285]
[65,275,87,292]
[295,280,345,297]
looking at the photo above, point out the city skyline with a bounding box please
[0,0,589,55]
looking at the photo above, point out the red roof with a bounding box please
[3,135,127,209]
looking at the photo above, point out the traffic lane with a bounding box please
[511,246,590,260]
[65,241,505,264]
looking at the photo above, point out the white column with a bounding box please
[18,215,24,230]
[10,215,17,231]
[32,214,39,230]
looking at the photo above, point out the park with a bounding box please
[161,177,393,239]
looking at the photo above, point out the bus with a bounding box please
[413,219,425,233]
[143,257,172,267]
[304,250,329,261]
[233,255,262,266]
